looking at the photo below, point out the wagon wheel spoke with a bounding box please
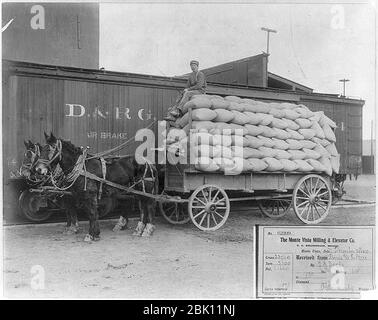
[198,211,207,226]
[208,186,212,201]
[194,197,207,206]
[207,214,210,229]
[214,210,225,219]
[298,187,311,198]
[211,189,220,202]
[214,198,226,205]
[193,209,206,220]
[297,200,309,208]
[300,203,310,218]
[201,189,208,201]
[314,205,323,219]
[211,212,218,226]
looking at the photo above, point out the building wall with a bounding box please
[2,2,99,69]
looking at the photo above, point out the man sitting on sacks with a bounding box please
[164,60,207,122]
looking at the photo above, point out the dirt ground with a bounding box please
[3,201,375,299]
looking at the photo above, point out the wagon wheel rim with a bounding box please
[258,198,291,219]
[159,192,190,225]
[293,174,332,224]
[189,184,230,231]
[18,190,53,222]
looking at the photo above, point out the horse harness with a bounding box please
[43,139,156,199]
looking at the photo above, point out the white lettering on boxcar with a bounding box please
[65,104,86,117]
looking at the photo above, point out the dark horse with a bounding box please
[34,132,158,241]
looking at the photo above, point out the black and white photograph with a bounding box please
[1,0,376,303]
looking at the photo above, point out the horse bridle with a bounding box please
[37,139,63,169]
[19,144,40,176]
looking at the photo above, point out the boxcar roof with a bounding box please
[3,59,364,106]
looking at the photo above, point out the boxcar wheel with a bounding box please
[293,174,332,224]
[258,198,291,219]
[188,185,230,231]
[18,190,53,222]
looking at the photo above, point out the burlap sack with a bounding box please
[192,121,215,131]
[246,135,264,148]
[280,159,298,171]
[259,147,277,158]
[182,97,212,113]
[284,109,301,120]
[231,110,249,125]
[228,102,245,112]
[245,123,263,136]
[311,121,326,139]
[299,128,316,140]
[167,128,187,144]
[257,135,275,148]
[220,146,233,159]
[313,145,330,158]
[243,104,261,113]
[286,139,302,150]
[242,147,264,159]
[295,118,312,129]
[209,128,221,135]
[225,96,242,103]
[225,157,244,175]
[273,128,290,140]
[269,108,286,119]
[231,135,249,147]
[220,135,232,147]
[259,125,276,138]
[309,112,322,123]
[195,157,219,172]
[307,159,326,172]
[284,119,300,131]
[294,107,314,119]
[271,138,289,150]
[242,98,258,105]
[294,159,314,172]
[229,123,248,135]
[299,140,316,149]
[271,118,288,129]
[320,138,331,147]
[213,109,235,122]
[274,149,291,159]
[319,112,337,128]
[211,98,231,110]
[193,145,222,158]
[303,148,321,160]
[192,108,217,121]
[244,112,263,125]
[264,157,284,171]
[257,113,274,126]
[213,157,234,172]
[192,132,212,145]
[325,143,338,157]
[288,150,306,160]
[280,102,298,110]
[286,128,304,140]
[322,124,336,142]
[269,102,286,110]
[248,158,268,171]
[214,122,233,134]
[331,155,340,174]
[319,156,332,176]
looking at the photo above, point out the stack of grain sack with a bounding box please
[165,94,340,176]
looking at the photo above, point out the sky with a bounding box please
[99,1,376,139]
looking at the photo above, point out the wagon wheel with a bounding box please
[258,198,292,219]
[18,190,53,222]
[159,192,190,225]
[293,174,332,224]
[188,184,230,231]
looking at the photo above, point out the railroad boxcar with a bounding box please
[2,60,364,222]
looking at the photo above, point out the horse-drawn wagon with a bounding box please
[159,104,334,231]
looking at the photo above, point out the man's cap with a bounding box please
[190,60,199,66]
